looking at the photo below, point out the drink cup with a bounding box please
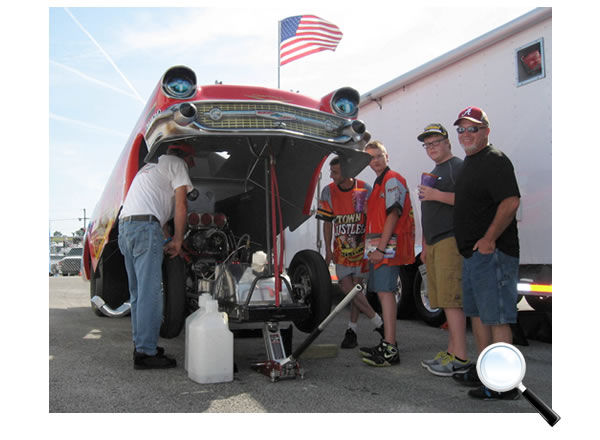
[419,172,438,199]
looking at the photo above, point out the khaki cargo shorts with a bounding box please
[425,236,463,308]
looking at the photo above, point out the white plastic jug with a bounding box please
[184,293,212,372]
[187,299,234,384]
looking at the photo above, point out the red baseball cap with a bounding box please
[453,106,490,127]
[168,143,195,166]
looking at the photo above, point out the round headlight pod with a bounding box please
[333,97,356,116]
[330,87,360,117]
[161,66,197,99]
[166,78,193,97]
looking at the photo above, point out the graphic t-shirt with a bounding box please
[316,180,371,266]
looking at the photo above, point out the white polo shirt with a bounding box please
[120,154,193,226]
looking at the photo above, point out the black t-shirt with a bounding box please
[454,145,520,258]
[421,156,463,245]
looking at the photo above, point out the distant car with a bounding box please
[49,254,63,276]
[58,247,83,276]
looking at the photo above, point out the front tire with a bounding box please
[289,250,332,333]
[160,256,187,338]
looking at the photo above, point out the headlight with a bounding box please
[330,87,360,117]
[161,66,197,99]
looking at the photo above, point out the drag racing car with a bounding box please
[82,66,371,349]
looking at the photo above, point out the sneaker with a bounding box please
[468,385,520,401]
[133,345,164,360]
[341,328,358,349]
[452,364,482,387]
[359,343,378,357]
[361,340,400,367]
[426,354,472,377]
[421,351,451,369]
[134,351,177,370]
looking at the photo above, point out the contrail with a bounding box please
[63,7,145,104]
[50,113,129,137]
[50,60,141,101]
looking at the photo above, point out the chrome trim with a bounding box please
[91,296,131,318]
[199,107,343,133]
[145,100,359,148]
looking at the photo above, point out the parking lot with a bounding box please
[48,275,557,418]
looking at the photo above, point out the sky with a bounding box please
[46,3,539,237]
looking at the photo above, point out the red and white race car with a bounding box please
[82,66,371,344]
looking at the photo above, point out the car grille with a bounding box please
[61,258,81,274]
[192,102,346,138]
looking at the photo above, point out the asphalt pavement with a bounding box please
[49,276,553,414]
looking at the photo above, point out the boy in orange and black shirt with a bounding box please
[317,157,384,349]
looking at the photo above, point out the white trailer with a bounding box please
[285,8,552,324]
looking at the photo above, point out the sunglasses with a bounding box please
[456,126,485,134]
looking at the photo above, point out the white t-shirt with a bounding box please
[120,154,193,226]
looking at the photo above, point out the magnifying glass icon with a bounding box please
[477,342,560,426]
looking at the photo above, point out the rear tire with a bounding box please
[160,256,187,339]
[89,241,130,317]
[413,266,446,327]
[525,295,552,312]
[289,250,332,333]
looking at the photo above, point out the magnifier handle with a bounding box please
[519,385,561,427]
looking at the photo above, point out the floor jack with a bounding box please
[251,284,363,382]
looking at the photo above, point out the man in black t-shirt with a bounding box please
[452,107,521,401]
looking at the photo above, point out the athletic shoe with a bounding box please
[341,328,358,349]
[426,354,472,377]
[133,345,164,360]
[361,340,400,367]
[134,351,177,370]
[421,351,451,369]
[452,364,482,387]
[468,385,520,400]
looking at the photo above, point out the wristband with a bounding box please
[376,248,385,254]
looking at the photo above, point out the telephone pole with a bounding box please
[79,208,88,230]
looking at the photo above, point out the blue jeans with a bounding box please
[118,220,164,355]
[462,249,519,325]
[367,263,400,292]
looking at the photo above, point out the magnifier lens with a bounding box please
[478,344,525,391]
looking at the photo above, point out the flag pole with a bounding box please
[277,20,281,89]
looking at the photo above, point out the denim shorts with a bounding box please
[367,263,400,293]
[335,264,368,281]
[462,249,519,325]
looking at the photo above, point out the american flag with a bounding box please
[279,15,343,66]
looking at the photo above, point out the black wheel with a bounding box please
[160,256,187,339]
[289,250,332,333]
[89,267,105,317]
[413,265,446,327]
[525,295,552,312]
[89,242,130,317]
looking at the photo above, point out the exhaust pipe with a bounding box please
[174,102,197,126]
[342,119,366,142]
[91,296,131,318]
